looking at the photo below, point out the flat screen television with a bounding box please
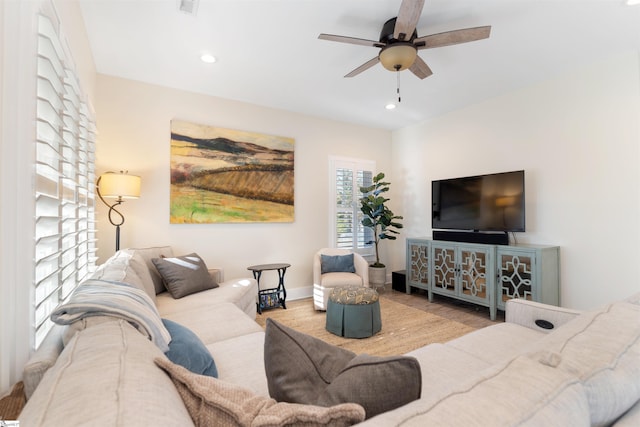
[432,170,525,232]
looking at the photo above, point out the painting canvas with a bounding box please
[170,120,294,223]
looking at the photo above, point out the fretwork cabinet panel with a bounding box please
[406,239,430,293]
[431,241,495,320]
[496,245,560,310]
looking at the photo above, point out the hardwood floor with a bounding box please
[379,284,505,329]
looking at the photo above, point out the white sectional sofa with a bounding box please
[19,246,640,426]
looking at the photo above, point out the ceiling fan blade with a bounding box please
[394,0,425,41]
[415,26,491,50]
[318,33,384,48]
[345,57,380,78]
[409,56,432,79]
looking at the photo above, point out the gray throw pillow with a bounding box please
[152,253,218,299]
[321,254,356,274]
[264,319,422,419]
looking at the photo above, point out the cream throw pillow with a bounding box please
[154,357,365,427]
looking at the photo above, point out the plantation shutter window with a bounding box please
[34,14,97,348]
[330,157,375,254]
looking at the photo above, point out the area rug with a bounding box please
[254,297,477,356]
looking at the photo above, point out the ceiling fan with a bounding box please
[319,0,491,80]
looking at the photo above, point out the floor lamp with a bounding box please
[96,171,141,252]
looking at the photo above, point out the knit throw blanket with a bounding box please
[51,279,171,352]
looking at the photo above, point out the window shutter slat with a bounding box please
[33,14,96,349]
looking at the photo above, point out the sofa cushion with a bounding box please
[614,400,640,427]
[22,324,66,400]
[19,320,193,427]
[152,253,218,299]
[154,357,365,427]
[264,319,421,419]
[445,322,545,364]
[156,277,257,320]
[207,332,269,397]
[406,343,492,398]
[358,355,590,427]
[319,273,363,288]
[162,302,262,346]
[128,246,174,294]
[162,319,218,378]
[321,254,355,274]
[527,301,640,426]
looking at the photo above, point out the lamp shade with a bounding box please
[98,172,141,199]
[379,43,417,71]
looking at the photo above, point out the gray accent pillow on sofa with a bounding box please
[152,253,218,299]
[264,318,422,419]
[320,254,356,274]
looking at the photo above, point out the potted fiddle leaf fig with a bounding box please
[360,172,403,288]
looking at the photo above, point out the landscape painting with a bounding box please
[170,120,295,223]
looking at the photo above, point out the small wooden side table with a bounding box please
[247,263,290,314]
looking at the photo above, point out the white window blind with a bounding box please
[330,157,374,254]
[34,14,96,348]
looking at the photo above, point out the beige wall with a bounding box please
[94,74,393,298]
[391,50,640,310]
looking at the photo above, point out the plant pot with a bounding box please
[368,266,386,290]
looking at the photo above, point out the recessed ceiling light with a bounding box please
[385,103,396,110]
[200,53,216,64]
[627,0,640,5]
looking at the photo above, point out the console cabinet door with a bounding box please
[496,245,560,310]
[430,242,457,298]
[458,246,494,308]
[497,249,534,310]
[406,239,430,293]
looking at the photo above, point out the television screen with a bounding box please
[432,170,525,232]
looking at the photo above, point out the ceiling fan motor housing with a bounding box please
[380,17,417,43]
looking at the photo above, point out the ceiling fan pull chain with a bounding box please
[397,70,402,103]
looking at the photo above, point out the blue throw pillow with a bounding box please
[321,254,356,274]
[162,318,218,378]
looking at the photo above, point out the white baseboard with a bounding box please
[286,285,313,301]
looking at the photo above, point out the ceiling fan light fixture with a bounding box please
[379,43,417,71]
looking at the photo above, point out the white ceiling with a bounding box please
[78,0,640,131]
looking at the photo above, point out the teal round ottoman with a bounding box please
[325,286,382,338]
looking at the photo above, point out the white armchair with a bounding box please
[313,248,369,311]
